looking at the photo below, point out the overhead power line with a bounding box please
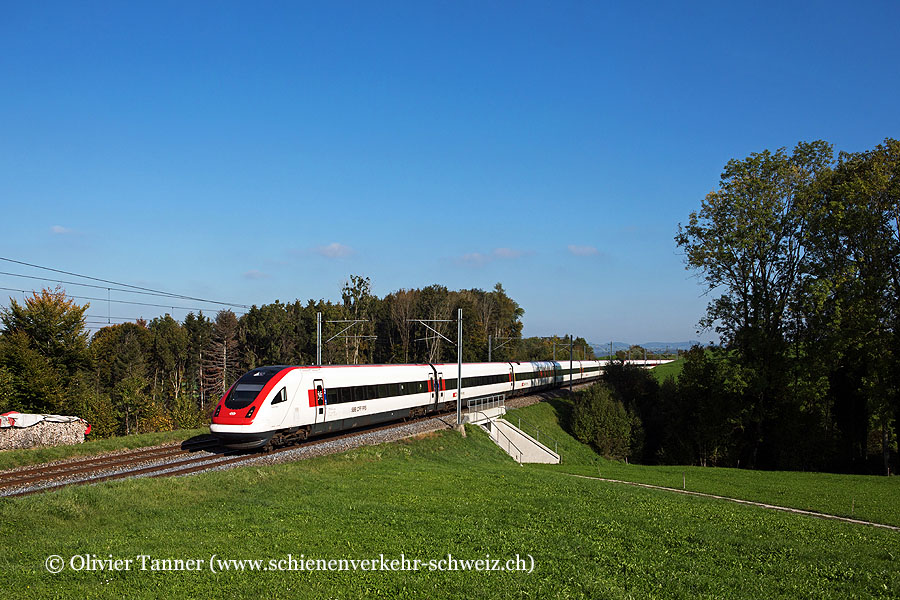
[0,270,217,302]
[84,317,140,323]
[0,285,244,315]
[0,257,251,309]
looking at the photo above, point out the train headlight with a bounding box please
[245,406,256,419]
[214,405,221,417]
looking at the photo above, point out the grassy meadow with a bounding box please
[505,398,900,528]
[0,411,898,598]
[650,357,684,383]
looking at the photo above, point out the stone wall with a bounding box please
[0,420,87,451]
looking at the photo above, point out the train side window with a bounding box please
[272,387,287,405]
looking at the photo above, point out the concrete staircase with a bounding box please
[461,394,560,464]
[481,418,560,464]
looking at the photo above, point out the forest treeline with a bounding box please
[0,278,591,437]
[572,138,899,475]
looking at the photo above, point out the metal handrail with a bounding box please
[506,414,561,457]
[470,409,523,465]
[466,394,506,414]
[489,420,524,465]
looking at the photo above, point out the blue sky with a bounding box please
[1,1,898,344]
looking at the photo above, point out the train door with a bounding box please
[437,372,445,406]
[429,373,438,408]
[508,365,514,392]
[313,378,326,424]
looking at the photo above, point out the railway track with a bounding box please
[0,438,217,489]
[0,412,454,499]
[0,437,222,498]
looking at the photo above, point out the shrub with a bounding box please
[571,383,633,460]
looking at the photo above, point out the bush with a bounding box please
[571,383,633,460]
[136,401,173,433]
[0,365,14,413]
[170,393,205,430]
[78,391,119,439]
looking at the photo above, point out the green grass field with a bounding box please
[505,397,900,528]
[650,357,684,382]
[0,427,209,472]
[1,415,898,598]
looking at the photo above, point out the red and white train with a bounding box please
[210,360,607,449]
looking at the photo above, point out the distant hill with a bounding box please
[639,341,704,352]
[590,341,703,355]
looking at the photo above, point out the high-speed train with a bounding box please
[210,360,606,449]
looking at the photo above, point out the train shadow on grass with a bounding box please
[180,432,219,452]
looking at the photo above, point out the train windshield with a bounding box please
[224,367,285,409]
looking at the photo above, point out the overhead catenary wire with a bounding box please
[84,314,168,322]
[84,318,141,324]
[0,270,229,304]
[0,286,245,315]
[0,270,146,295]
[0,257,251,309]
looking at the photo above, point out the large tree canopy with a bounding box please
[0,288,91,413]
[674,138,899,472]
[676,141,833,349]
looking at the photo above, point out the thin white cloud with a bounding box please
[51,225,73,235]
[567,244,600,256]
[242,270,270,280]
[459,252,489,267]
[315,242,354,259]
[493,247,524,259]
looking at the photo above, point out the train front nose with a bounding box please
[210,377,269,449]
[209,366,294,450]
[211,402,272,449]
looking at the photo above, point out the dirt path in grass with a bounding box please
[565,473,900,532]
